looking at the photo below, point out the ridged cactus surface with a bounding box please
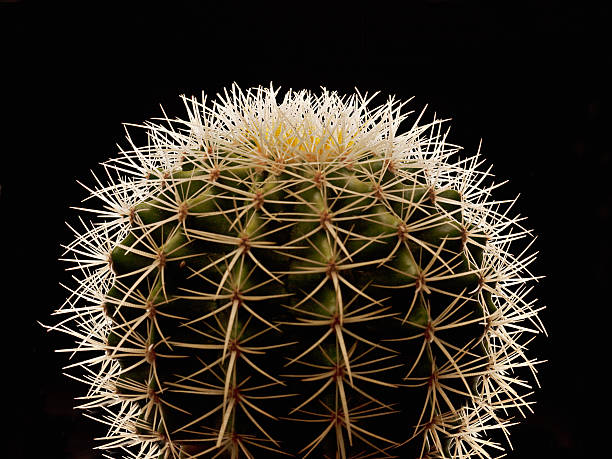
[50,85,544,458]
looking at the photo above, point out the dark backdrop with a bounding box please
[1,1,609,458]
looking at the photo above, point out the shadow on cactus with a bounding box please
[46,84,546,458]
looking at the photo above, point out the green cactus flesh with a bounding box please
[54,86,543,459]
[107,156,495,456]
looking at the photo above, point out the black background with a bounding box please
[1,1,610,458]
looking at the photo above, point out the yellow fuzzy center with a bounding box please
[247,122,356,161]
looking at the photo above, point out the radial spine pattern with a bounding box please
[50,84,545,459]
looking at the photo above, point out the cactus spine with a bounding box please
[50,84,544,458]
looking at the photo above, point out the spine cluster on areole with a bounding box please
[49,85,545,459]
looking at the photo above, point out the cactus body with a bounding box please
[51,85,544,458]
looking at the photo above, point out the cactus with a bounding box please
[49,84,545,458]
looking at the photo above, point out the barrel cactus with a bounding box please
[49,84,545,458]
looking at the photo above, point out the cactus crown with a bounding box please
[50,84,544,458]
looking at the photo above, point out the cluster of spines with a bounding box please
[48,85,544,459]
